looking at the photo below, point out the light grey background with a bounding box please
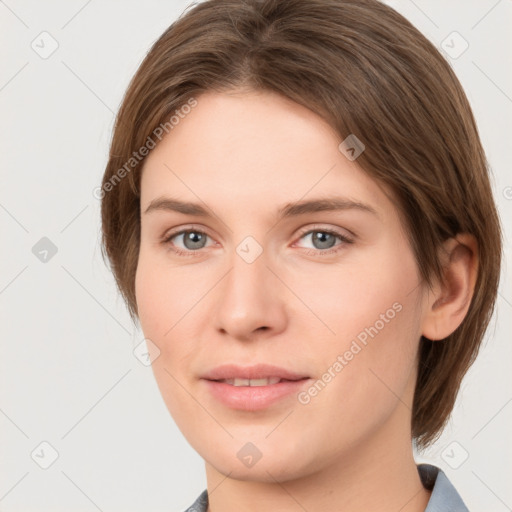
[0,1,510,511]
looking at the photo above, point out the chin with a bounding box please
[202,440,317,483]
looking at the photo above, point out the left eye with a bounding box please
[295,229,351,251]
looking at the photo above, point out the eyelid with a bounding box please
[294,223,354,239]
[161,224,214,243]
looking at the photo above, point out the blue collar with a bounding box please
[419,464,469,511]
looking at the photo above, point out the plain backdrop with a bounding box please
[0,0,511,511]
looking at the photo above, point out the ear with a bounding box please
[421,234,479,341]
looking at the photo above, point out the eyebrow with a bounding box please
[143,196,378,219]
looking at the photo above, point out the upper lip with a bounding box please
[201,364,309,381]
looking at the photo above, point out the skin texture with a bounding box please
[135,90,477,512]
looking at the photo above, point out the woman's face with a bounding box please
[136,90,427,481]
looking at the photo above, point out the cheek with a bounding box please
[134,248,217,383]
[135,247,205,341]
[285,240,422,348]
[134,251,189,397]
[135,252,201,420]
[290,243,422,413]
[135,259,169,341]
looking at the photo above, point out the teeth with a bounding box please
[221,377,282,386]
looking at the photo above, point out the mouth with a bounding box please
[201,364,311,410]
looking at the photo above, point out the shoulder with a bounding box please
[419,464,470,512]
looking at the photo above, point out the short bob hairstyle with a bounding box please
[100,0,502,448]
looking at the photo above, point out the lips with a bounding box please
[201,364,311,411]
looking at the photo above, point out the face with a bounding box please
[135,90,427,482]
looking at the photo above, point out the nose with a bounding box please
[213,244,288,342]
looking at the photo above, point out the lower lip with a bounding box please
[202,379,311,411]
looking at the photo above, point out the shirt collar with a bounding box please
[419,463,469,511]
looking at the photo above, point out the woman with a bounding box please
[100,0,502,510]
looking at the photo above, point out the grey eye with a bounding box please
[181,231,208,250]
[309,231,338,250]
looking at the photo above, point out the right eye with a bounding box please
[162,228,215,256]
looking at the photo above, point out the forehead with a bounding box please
[140,90,392,220]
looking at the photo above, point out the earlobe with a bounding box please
[421,234,478,341]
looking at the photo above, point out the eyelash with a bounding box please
[161,225,354,258]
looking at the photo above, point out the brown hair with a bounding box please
[100,0,502,447]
